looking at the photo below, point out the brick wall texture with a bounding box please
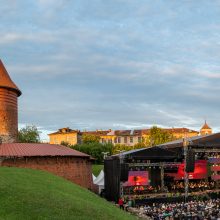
[1,156,93,189]
[0,88,18,143]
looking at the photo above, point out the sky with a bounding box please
[1,0,220,141]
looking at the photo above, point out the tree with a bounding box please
[112,144,133,154]
[60,141,70,147]
[133,142,146,149]
[149,126,174,146]
[82,134,100,144]
[72,142,113,164]
[18,125,41,143]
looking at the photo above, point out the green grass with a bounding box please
[92,164,104,176]
[0,167,136,220]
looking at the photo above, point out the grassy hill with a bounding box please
[92,164,104,176]
[0,167,136,220]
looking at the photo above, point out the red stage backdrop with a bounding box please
[167,160,207,180]
[123,171,149,186]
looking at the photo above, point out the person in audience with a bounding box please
[133,198,220,219]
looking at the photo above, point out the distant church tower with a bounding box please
[0,60,21,143]
[200,121,212,136]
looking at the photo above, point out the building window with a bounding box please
[138,136,142,143]
[118,137,121,143]
[114,138,117,143]
[124,137,127,144]
[108,139,112,144]
[130,137,133,143]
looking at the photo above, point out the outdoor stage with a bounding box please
[125,189,220,205]
[104,132,220,203]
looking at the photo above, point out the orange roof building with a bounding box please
[0,61,93,189]
[0,60,21,96]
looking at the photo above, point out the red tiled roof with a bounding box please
[114,130,131,136]
[82,130,110,136]
[0,60,21,96]
[113,129,150,136]
[110,128,198,136]
[164,128,199,133]
[48,128,79,135]
[0,143,90,157]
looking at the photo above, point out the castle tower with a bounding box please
[200,121,212,136]
[0,60,21,143]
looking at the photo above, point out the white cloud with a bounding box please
[0,32,57,44]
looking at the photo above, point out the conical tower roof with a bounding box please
[0,60,21,96]
[201,121,211,130]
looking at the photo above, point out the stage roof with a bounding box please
[111,133,220,161]
[113,146,180,160]
[158,132,220,149]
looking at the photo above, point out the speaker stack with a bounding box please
[186,148,195,173]
[120,163,129,182]
[104,157,129,202]
[104,157,120,202]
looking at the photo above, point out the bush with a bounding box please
[71,143,113,164]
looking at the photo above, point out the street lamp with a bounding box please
[102,152,109,160]
[183,137,189,202]
[116,150,125,163]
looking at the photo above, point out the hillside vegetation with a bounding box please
[92,164,104,176]
[0,167,136,220]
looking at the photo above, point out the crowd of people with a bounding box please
[203,153,220,159]
[123,185,159,195]
[120,181,220,219]
[123,181,217,196]
[169,181,216,193]
[133,199,220,219]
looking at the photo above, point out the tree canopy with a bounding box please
[82,133,100,144]
[72,142,112,164]
[18,125,41,143]
[149,126,174,146]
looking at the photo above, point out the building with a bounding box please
[48,127,81,145]
[0,143,93,189]
[50,126,199,147]
[102,129,147,146]
[100,128,199,146]
[0,59,93,189]
[83,130,111,143]
[200,121,212,136]
[0,60,22,143]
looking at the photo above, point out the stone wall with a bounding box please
[1,156,93,189]
[0,88,18,143]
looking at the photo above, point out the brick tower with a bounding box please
[0,60,21,143]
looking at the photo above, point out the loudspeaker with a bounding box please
[150,167,161,187]
[186,148,195,173]
[120,163,129,182]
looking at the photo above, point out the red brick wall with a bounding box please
[0,88,18,143]
[1,156,93,189]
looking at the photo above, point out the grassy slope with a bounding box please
[92,164,104,176]
[0,167,135,220]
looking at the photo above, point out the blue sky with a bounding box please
[1,0,220,140]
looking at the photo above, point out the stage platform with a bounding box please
[123,189,220,204]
